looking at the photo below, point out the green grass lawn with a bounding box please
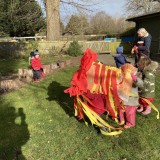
[0,55,70,76]
[0,66,160,160]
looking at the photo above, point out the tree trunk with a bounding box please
[46,0,60,41]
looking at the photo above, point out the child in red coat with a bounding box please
[34,50,47,78]
[31,52,42,82]
[31,50,47,82]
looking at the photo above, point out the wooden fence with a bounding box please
[37,41,121,55]
[0,41,122,58]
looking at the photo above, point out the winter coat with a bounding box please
[31,57,43,71]
[137,34,152,57]
[113,53,130,68]
[140,61,158,98]
[123,77,144,106]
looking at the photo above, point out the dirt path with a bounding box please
[70,53,134,67]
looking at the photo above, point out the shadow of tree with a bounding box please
[47,81,75,117]
[0,100,30,160]
[0,42,31,159]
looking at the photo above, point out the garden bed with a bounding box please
[0,55,82,94]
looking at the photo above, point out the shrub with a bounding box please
[67,41,82,57]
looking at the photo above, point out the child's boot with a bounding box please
[142,106,151,115]
[40,72,47,77]
[137,105,143,113]
[33,79,40,83]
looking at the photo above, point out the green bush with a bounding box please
[67,41,82,57]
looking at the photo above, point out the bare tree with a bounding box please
[126,0,160,16]
[88,12,134,35]
[44,0,138,40]
[65,15,89,35]
[46,0,60,41]
[113,17,135,35]
[89,11,114,34]
[44,0,103,41]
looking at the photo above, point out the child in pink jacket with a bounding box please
[118,64,143,128]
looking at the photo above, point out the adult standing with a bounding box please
[131,28,152,67]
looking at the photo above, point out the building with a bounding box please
[127,11,160,54]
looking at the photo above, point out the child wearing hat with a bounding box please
[113,46,130,68]
[35,50,47,78]
[30,51,41,82]
[30,50,46,82]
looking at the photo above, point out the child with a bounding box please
[84,90,106,116]
[118,64,143,128]
[113,46,130,68]
[31,51,44,82]
[137,57,158,115]
[132,41,144,68]
[84,90,107,132]
[34,50,47,77]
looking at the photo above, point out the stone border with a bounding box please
[0,59,72,94]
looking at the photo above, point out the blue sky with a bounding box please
[97,0,127,16]
[37,0,127,17]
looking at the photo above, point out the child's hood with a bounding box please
[144,61,159,72]
[116,46,123,54]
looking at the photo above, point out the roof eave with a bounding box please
[126,12,160,22]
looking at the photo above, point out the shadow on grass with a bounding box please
[0,100,30,160]
[47,81,75,117]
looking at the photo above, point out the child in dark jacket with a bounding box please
[113,46,130,68]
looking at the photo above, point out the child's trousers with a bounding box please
[119,106,137,127]
[33,70,41,79]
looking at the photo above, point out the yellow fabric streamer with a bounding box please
[76,96,123,136]
[141,98,159,119]
[66,52,159,137]
[108,70,118,118]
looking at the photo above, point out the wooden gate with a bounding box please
[82,41,111,54]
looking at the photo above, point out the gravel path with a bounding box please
[98,53,134,66]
